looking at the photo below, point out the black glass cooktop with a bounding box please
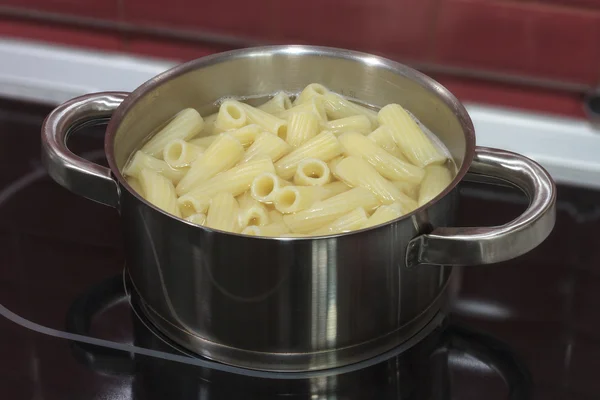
[1,98,600,399]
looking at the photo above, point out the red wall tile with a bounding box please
[530,0,600,10]
[122,0,438,61]
[125,36,230,62]
[432,74,588,118]
[0,0,120,20]
[0,18,122,51]
[434,0,600,85]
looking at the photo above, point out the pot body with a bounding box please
[42,46,557,372]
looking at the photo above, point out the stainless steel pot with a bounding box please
[41,45,556,372]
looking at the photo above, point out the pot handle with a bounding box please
[406,146,556,268]
[41,92,129,209]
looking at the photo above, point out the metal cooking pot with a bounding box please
[41,45,556,372]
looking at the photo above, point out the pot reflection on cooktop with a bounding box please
[63,273,531,400]
[2,98,600,399]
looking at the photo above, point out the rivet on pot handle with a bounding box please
[41,92,129,209]
[406,146,557,268]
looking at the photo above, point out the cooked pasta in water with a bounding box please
[123,84,455,237]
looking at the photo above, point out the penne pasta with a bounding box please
[331,156,406,205]
[240,131,292,163]
[268,209,284,223]
[123,83,457,235]
[338,132,424,184]
[258,91,292,114]
[250,172,291,203]
[293,158,331,186]
[201,113,217,136]
[176,133,244,195]
[325,115,371,136]
[273,185,324,213]
[124,151,187,184]
[139,168,182,218]
[163,139,204,168]
[392,181,419,200]
[241,222,291,237]
[275,131,343,179]
[323,92,378,127]
[206,192,240,232]
[378,104,446,168]
[185,156,275,201]
[177,193,211,218]
[235,100,288,137]
[237,192,270,228]
[418,165,453,207]
[283,187,380,233]
[215,100,247,132]
[311,207,368,235]
[185,213,207,226]
[294,83,329,105]
[140,108,204,158]
[230,124,263,148]
[277,96,327,122]
[285,112,320,147]
[189,134,218,148]
[367,126,407,160]
[364,202,404,228]
[126,177,144,197]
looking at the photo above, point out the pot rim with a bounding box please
[105,45,476,240]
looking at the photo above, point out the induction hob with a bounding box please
[1,98,600,399]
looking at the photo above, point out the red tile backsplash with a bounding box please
[125,36,227,62]
[434,0,600,85]
[0,18,121,51]
[0,0,119,20]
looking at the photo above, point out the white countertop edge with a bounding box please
[1,38,598,189]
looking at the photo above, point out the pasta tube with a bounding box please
[163,139,204,168]
[241,222,291,237]
[250,172,291,203]
[177,194,211,218]
[338,132,424,184]
[378,104,446,167]
[201,113,217,136]
[206,192,240,232]
[258,91,292,114]
[293,158,331,186]
[367,126,407,160]
[392,181,419,200]
[240,131,292,163]
[331,156,406,204]
[311,207,368,235]
[186,156,275,200]
[418,165,453,207]
[215,100,247,132]
[138,168,181,218]
[273,186,325,213]
[189,134,218,148]
[283,188,379,233]
[285,112,320,147]
[294,83,329,105]
[124,151,187,184]
[140,108,204,158]
[126,177,143,196]
[275,131,343,179]
[185,213,207,226]
[176,133,244,195]
[323,92,378,127]
[268,209,284,223]
[325,115,371,136]
[277,96,327,122]
[230,124,262,148]
[237,192,270,228]
[364,203,404,228]
[235,100,288,137]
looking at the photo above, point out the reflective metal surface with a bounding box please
[406,146,557,268]
[41,45,557,371]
